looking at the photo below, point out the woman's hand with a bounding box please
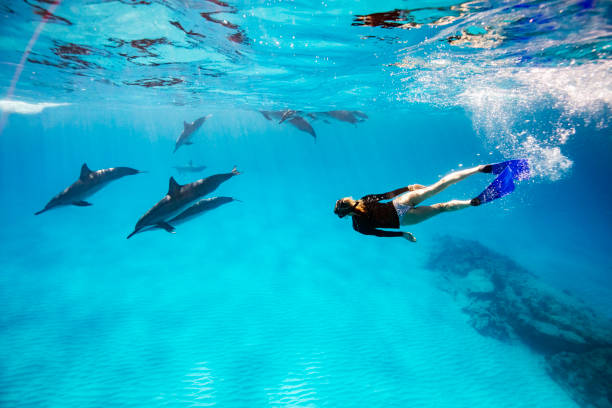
[402,232,417,242]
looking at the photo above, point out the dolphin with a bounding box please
[174,114,212,153]
[261,109,300,124]
[260,110,283,121]
[157,196,238,230]
[287,116,316,140]
[127,166,240,239]
[278,109,299,124]
[260,110,316,140]
[35,163,143,215]
[326,110,359,124]
[320,110,368,124]
[173,160,207,174]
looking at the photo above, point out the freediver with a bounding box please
[333,160,529,241]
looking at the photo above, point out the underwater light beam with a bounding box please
[0,0,62,135]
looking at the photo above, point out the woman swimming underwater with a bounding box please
[333,160,529,242]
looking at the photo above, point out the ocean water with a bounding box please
[1,1,611,407]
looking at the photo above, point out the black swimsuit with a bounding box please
[351,187,410,237]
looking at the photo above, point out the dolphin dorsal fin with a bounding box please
[168,177,181,196]
[80,163,92,180]
[183,121,189,129]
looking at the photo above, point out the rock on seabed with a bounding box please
[427,237,612,408]
[547,349,612,408]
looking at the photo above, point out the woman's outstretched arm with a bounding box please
[356,226,404,238]
[356,226,416,241]
[352,218,416,240]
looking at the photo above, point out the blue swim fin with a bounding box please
[475,166,516,204]
[490,159,530,180]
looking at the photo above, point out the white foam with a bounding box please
[0,99,69,114]
[397,58,609,181]
[519,136,574,182]
[392,0,611,183]
[500,62,612,120]
[457,62,610,180]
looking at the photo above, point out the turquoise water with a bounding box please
[1,1,611,407]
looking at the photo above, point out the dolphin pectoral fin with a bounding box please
[184,141,194,145]
[157,222,176,234]
[72,201,92,207]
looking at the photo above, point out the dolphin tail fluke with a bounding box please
[232,165,240,175]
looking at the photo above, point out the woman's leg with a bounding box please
[396,165,484,207]
[408,183,426,191]
[399,200,472,225]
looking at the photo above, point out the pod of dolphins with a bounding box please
[260,109,368,140]
[35,108,368,238]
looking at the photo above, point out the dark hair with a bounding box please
[334,198,356,218]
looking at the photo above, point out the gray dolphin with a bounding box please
[158,196,238,230]
[260,110,316,140]
[260,110,283,121]
[318,110,368,124]
[287,116,316,140]
[261,109,300,124]
[35,163,143,215]
[173,160,207,174]
[174,114,212,153]
[326,110,359,124]
[127,166,240,239]
[278,109,300,124]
